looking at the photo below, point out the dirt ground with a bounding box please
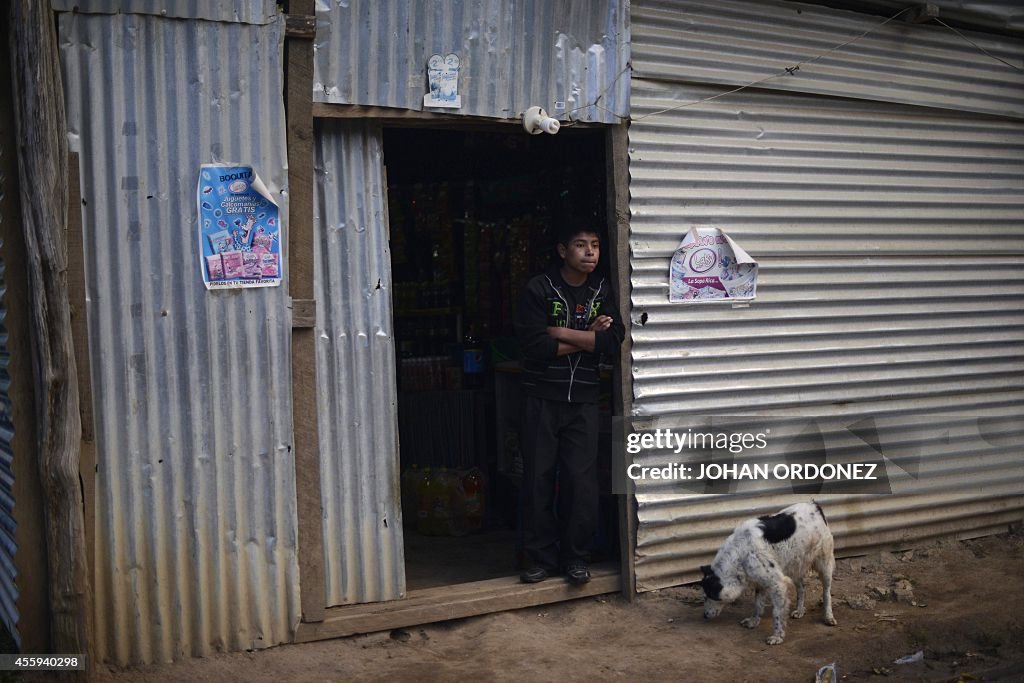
[81,530,1023,683]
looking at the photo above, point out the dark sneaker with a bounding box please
[520,566,550,584]
[565,563,591,585]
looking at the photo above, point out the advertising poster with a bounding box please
[197,164,282,290]
[423,53,462,108]
[669,226,758,302]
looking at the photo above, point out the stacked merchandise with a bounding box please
[401,465,486,536]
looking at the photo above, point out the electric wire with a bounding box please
[562,4,1024,124]
[630,5,915,121]
[932,17,1024,72]
[563,60,633,122]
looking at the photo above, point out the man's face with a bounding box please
[558,233,600,275]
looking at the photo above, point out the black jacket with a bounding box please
[515,266,625,403]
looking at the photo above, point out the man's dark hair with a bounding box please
[556,224,601,247]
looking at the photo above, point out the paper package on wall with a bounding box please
[669,226,758,303]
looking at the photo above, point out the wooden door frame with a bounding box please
[605,123,636,600]
[288,110,634,642]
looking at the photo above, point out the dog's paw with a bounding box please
[790,608,805,619]
[766,634,785,646]
[740,617,761,629]
[823,614,838,626]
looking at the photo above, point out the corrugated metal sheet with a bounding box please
[59,12,300,665]
[804,0,1024,36]
[626,76,1024,590]
[0,258,18,648]
[314,120,405,607]
[313,0,630,123]
[631,0,1024,120]
[51,0,278,24]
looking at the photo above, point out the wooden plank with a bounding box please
[9,0,92,673]
[294,565,621,643]
[291,298,316,328]
[284,13,316,39]
[312,102,609,128]
[66,155,93,443]
[66,152,97,658]
[0,10,49,653]
[605,123,637,601]
[286,0,326,624]
[312,103,512,123]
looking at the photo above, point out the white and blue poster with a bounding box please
[669,226,758,302]
[423,53,462,108]
[197,164,282,290]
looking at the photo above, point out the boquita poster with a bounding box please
[197,164,282,290]
[669,226,758,302]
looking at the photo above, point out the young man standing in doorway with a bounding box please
[514,226,625,585]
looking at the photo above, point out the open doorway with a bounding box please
[383,125,619,591]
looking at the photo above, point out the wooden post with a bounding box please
[0,8,49,656]
[285,0,326,623]
[7,0,92,673]
[66,152,97,664]
[606,123,637,601]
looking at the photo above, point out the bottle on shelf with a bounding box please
[462,323,484,390]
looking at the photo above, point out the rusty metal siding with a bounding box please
[313,0,630,123]
[631,0,1024,120]
[59,11,299,665]
[314,121,406,607]
[626,74,1024,590]
[51,0,278,24]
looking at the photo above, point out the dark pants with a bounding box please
[520,395,598,570]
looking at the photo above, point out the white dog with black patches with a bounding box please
[700,502,837,645]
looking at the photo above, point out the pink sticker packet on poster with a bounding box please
[252,231,274,251]
[221,250,245,279]
[242,251,260,278]
[260,252,279,278]
[205,254,224,280]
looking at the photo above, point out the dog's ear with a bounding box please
[700,564,712,577]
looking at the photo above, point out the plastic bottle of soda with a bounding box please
[462,324,484,390]
[461,468,484,532]
[416,467,434,535]
[453,468,473,536]
[432,468,453,535]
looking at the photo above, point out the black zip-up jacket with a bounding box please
[515,266,625,403]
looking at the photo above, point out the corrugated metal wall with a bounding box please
[51,0,278,24]
[0,257,17,647]
[628,0,1024,592]
[632,0,1024,120]
[803,0,1024,35]
[313,0,630,123]
[59,11,300,665]
[314,121,405,607]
